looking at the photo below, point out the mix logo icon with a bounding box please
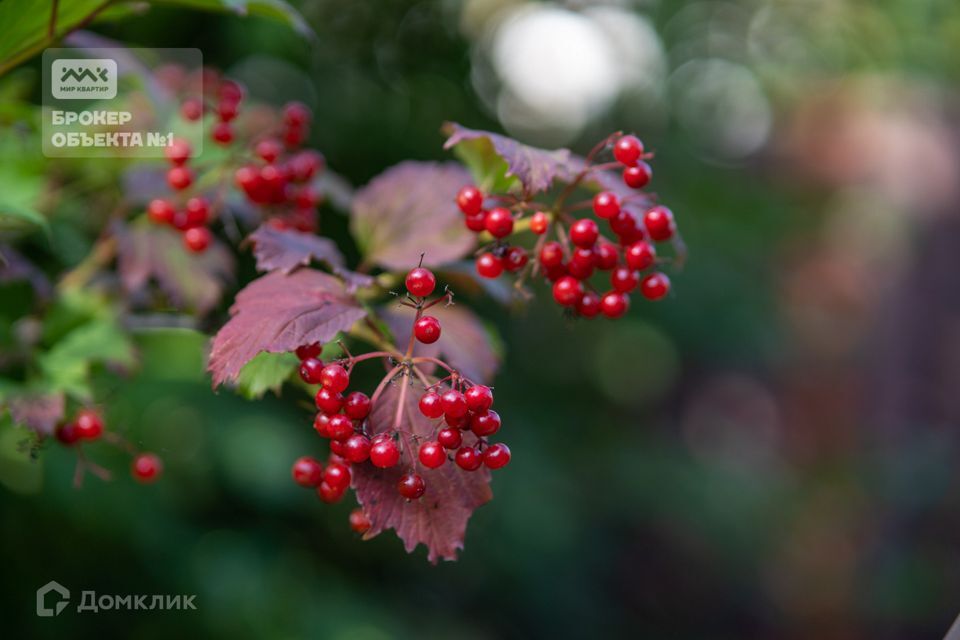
[51,59,117,99]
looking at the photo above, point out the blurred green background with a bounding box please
[4,0,960,638]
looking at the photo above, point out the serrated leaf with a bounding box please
[350,161,476,270]
[234,350,298,399]
[5,391,64,436]
[208,269,367,386]
[249,224,345,274]
[352,377,492,563]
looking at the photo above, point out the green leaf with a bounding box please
[38,317,136,400]
[447,135,519,195]
[0,201,48,233]
[150,0,313,37]
[0,418,43,495]
[235,351,297,399]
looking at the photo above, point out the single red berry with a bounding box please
[503,246,529,272]
[166,166,193,190]
[183,227,212,253]
[445,412,467,429]
[568,248,595,280]
[343,434,372,463]
[625,241,655,270]
[314,413,332,437]
[530,211,549,234]
[405,267,436,297]
[418,441,446,469]
[484,207,514,238]
[623,162,652,189]
[552,276,583,307]
[456,185,484,215]
[74,409,103,440]
[299,357,324,384]
[283,123,308,148]
[476,253,503,279]
[164,138,192,166]
[441,389,468,419]
[147,198,175,225]
[610,211,640,239]
[539,241,564,269]
[211,121,233,144]
[292,456,324,487]
[326,414,354,441]
[324,462,351,490]
[171,210,191,232]
[293,186,319,209]
[349,508,371,534]
[437,428,462,449]
[455,446,483,471]
[369,436,400,468]
[611,266,639,293]
[216,99,239,123]
[343,391,371,420]
[259,164,288,199]
[295,342,322,361]
[465,385,493,412]
[613,134,643,166]
[576,292,602,318]
[593,191,620,219]
[569,218,599,248]
[314,387,344,415]
[542,263,567,282]
[600,291,629,318]
[419,392,444,419]
[414,316,442,344]
[180,98,204,121]
[288,150,324,181]
[218,80,244,103]
[465,211,487,232]
[644,206,675,241]
[640,272,671,300]
[593,243,619,270]
[283,101,311,127]
[397,473,426,500]
[235,165,261,192]
[55,422,80,445]
[316,481,345,504]
[470,410,501,437]
[320,364,349,393]
[131,452,163,483]
[483,443,511,470]
[255,138,283,163]
[184,196,209,228]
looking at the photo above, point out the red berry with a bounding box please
[320,364,349,393]
[530,211,549,234]
[166,166,193,190]
[343,434,372,463]
[74,410,103,440]
[465,211,487,232]
[218,80,244,103]
[283,123,308,148]
[295,343,322,361]
[324,462,351,490]
[483,443,511,469]
[316,481,345,503]
[576,292,602,317]
[569,218,598,248]
[644,206,675,241]
[255,138,282,163]
[437,428,462,450]
[476,253,503,279]
[299,357,324,384]
[349,508,371,534]
[485,207,514,238]
[625,241,655,270]
[418,441,446,469]
[455,446,483,471]
[343,391,372,420]
[183,227,211,253]
[283,101,311,127]
[568,248,595,280]
[405,267,436,297]
[610,211,640,240]
[216,99,239,123]
[314,413,332,437]
[419,392,444,419]
[503,246,529,272]
[441,389,468,419]
[593,243,619,270]
[132,452,163,483]
[292,456,324,487]
[55,423,80,445]
[147,198,175,225]
[288,150,324,182]
[180,98,204,121]
[369,436,400,468]
[613,134,643,166]
[164,138,192,165]
[552,276,583,307]
[327,414,354,441]
[293,186,318,209]
[465,385,493,412]
[184,196,209,228]
[470,410,501,437]
[623,162,652,189]
[414,316,442,344]
[445,412,467,429]
[211,121,233,144]
[593,191,620,219]
[600,291,629,318]
[611,266,639,293]
[456,185,484,215]
[397,473,426,500]
[539,241,564,269]
[640,272,671,300]
[315,387,344,415]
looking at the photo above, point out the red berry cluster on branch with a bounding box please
[54,409,163,485]
[148,137,213,253]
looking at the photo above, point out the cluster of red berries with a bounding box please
[54,408,162,483]
[147,137,213,253]
[456,134,678,319]
[179,76,245,146]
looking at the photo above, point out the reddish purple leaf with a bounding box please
[350,161,476,270]
[6,392,65,436]
[249,224,345,274]
[382,304,501,384]
[352,376,492,563]
[208,269,367,386]
[116,222,234,315]
[443,122,582,195]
